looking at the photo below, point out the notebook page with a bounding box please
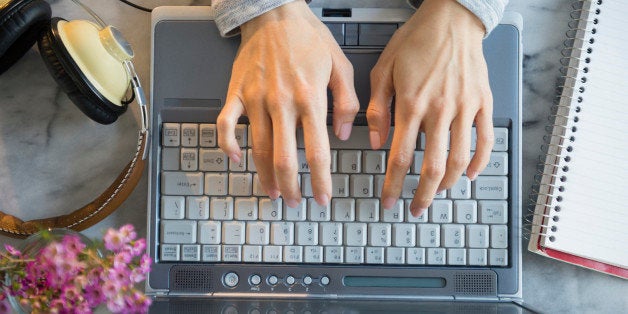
[543,1,628,268]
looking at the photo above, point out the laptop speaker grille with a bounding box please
[453,272,497,295]
[170,265,213,292]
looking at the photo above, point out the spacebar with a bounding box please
[297,126,392,150]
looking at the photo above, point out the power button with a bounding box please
[223,272,239,288]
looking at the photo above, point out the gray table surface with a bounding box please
[0,0,626,313]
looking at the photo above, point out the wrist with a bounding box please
[415,0,485,39]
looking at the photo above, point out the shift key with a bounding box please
[162,171,203,195]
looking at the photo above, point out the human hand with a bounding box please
[367,0,494,217]
[217,1,359,207]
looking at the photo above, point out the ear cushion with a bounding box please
[37,18,128,124]
[0,0,51,74]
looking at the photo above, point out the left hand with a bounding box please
[367,0,494,217]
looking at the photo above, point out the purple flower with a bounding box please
[0,299,10,314]
[3,244,21,257]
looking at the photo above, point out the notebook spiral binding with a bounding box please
[524,0,601,241]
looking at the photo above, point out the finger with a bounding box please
[381,102,421,210]
[250,111,280,199]
[366,63,394,150]
[302,107,332,206]
[271,111,301,207]
[329,51,360,141]
[217,95,245,163]
[467,106,494,180]
[410,119,449,217]
[439,115,472,191]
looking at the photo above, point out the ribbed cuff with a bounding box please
[406,0,508,35]
[211,0,301,37]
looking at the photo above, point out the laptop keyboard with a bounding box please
[158,123,509,267]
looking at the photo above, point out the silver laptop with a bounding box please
[147,6,530,313]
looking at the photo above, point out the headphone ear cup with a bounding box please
[0,0,51,74]
[37,19,126,124]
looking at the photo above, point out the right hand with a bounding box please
[217,1,359,207]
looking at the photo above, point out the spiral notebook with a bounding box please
[528,0,628,279]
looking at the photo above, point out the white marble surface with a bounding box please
[0,0,626,313]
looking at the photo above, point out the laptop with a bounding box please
[147,5,531,313]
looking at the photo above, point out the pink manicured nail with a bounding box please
[286,198,300,209]
[382,197,396,210]
[467,170,478,181]
[338,122,352,141]
[315,194,330,206]
[268,189,280,200]
[229,153,241,164]
[412,207,428,218]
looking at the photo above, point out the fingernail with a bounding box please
[412,207,428,218]
[467,170,478,181]
[338,122,352,141]
[369,131,381,149]
[286,198,300,209]
[229,153,241,164]
[268,189,280,200]
[436,189,445,196]
[316,194,330,206]
[382,197,396,210]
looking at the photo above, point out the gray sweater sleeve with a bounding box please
[212,0,508,37]
[407,0,508,34]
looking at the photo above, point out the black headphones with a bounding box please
[0,0,150,238]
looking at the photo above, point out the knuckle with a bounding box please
[274,155,297,173]
[306,149,331,168]
[389,151,414,169]
[252,147,273,161]
[448,154,470,171]
[421,160,446,179]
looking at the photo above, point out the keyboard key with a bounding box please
[393,223,416,247]
[363,150,386,174]
[202,245,221,262]
[247,149,257,172]
[222,221,245,245]
[490,225,508,248]
[161,220,196,244]
[162,172,203,195]
[411,151,424,174]
[350,174,373,197]
[234,197,258,220]
[246,222,270,245]
[161,196,185,219]
[479,201,508,224]
[418,224,440,248]
[229,149,247,171]
[345,247,365,264]
[331,174,350,197]
[450,176,471,199]
[297,149,310,173]
[235,124,247,147]
[243,245,263,262]
[161,244,180,261]
[181,123,198,147]
[382,200,403,222]
[304,246,323,263]
[210,197,234,220]
[368,223,391,247]
[205,173,227,196]
[284,198,306,221]
[199,149,228,172]
[454,200,477,223]
[374,175,385,197]
[402,175,420,198]
[284,246,303,263]
[492,128,509,151]
[162,123,180,147]
[186,196,209,219]
[182,245,200,261]
[430,200,453,223]
[259,198,282,220]
[253,174,266,196]
[441,224,465,248]
[263,246,283,263]
[162,147,180,170]
[344,223,367,246]
[270,222,294,245]
[332,198,355,221]
[466,225,489,248]
[406,248,426,265]
[405,200,428,223]
[357,199,379,222]
[339,150,361,173]
[489,249,508,266]
[482,152,508,175]
[468,248,488,266]
[325,246,343,263]
[199,221,221,244]
[320,222,343,246]
[223,245,242,262]
[474,177,508,199]
[366,247,384,264]
[199,124,216,147]
[386,247,405,264]
[229,173,252,196]
[447,248,466,265]
[296,222,319,245]
[427,248,446,265]
[308,199,331,221]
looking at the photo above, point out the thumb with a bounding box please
[329,53,359,141]
[366,65,394,150]
[217,94,245,163]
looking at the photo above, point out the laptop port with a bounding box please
[322,8,352,17]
